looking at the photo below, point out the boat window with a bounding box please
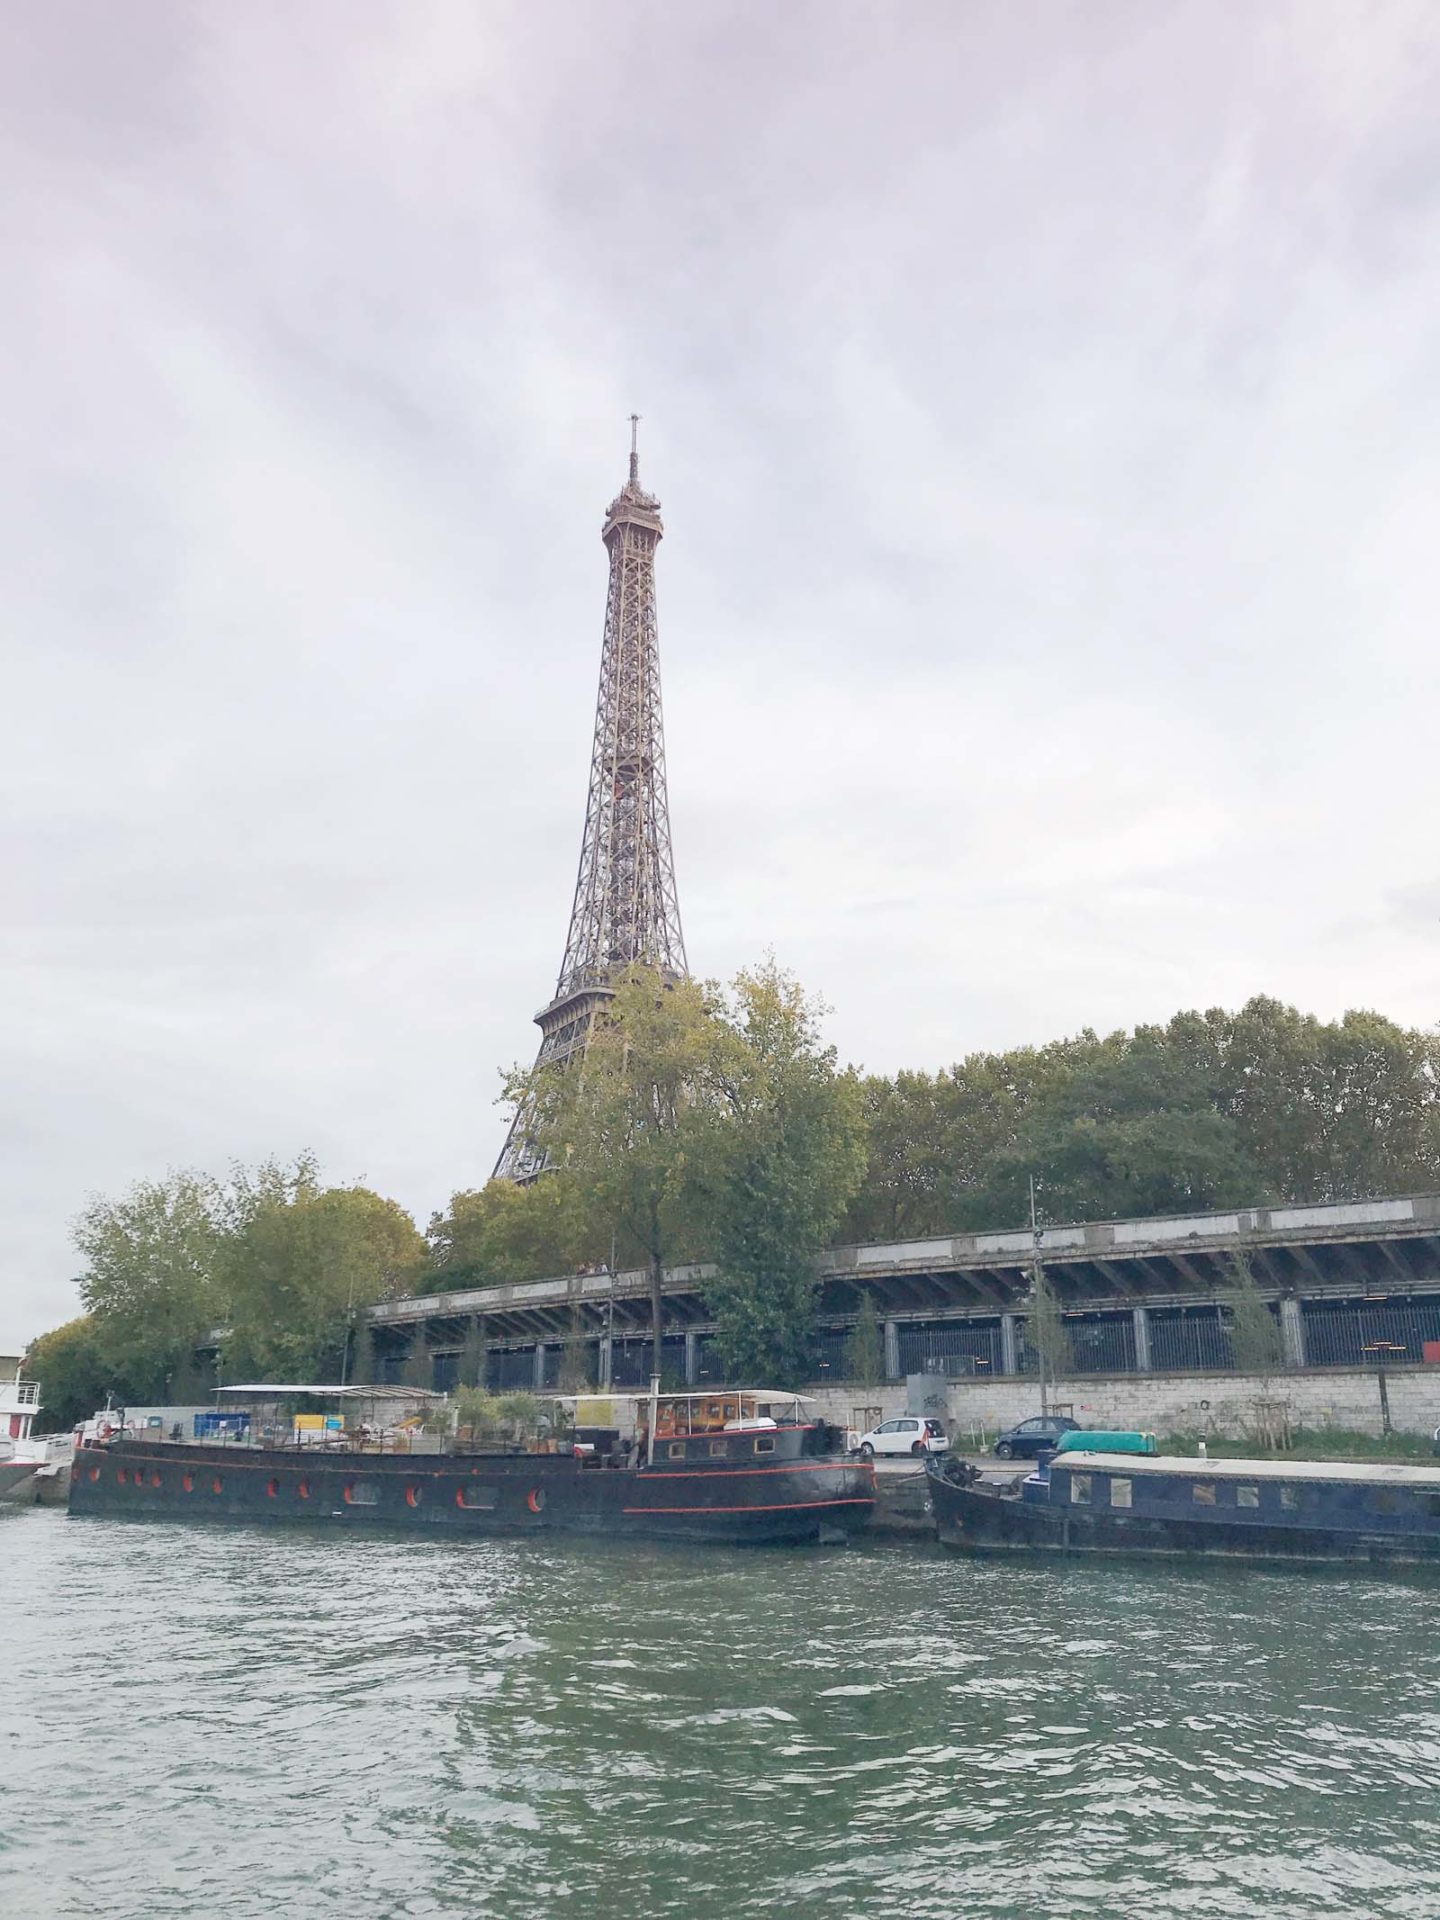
[1193,1482,1216,1505]
[1070,1474,1092,1505]
[344,1481,380,1507]
[1109,1478,1132,1508]
[1428,1495,1440,1519]
[754,1437,776,1454]
[456,1483,498,1509]
[668,1441,687,1460]
[1236,1485,1259,1508]
[1371,1489,1399,1515]
[1280,1486,1300,1510]
[709,1440,728,1458]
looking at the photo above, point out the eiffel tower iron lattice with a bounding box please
[494,422,688,1181]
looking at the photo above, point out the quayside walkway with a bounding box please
[363,1192,1440,1394]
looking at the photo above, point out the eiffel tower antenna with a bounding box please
[494,422,687,1181]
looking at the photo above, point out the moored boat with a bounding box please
[927,1446,1440,1565]
[70,1385,875,1546]
[0,1362,61,1504]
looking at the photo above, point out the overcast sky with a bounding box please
[6,1,1439,1348]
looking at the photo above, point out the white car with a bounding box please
[856,1416,948,1460]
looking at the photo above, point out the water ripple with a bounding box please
[3,1508,1440,1917]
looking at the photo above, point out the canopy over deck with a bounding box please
[215,1384,445,1401]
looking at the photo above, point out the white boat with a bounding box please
[0,1360,64,1503]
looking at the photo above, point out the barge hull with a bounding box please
[70,1441,875,1546]
[929,1472,1440,1566]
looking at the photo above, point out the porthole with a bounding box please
[405,1485,422,1508]
[150,1471,162,1488]
[88,1465,100,1483]
[211,1476,223,1495]
[117,1468,128,1484]
[182,1473,194,1493]
[266,1478,280,1499]
[527,1488,547,1514]
[297,1479,310,1500]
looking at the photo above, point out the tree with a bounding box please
[1025,1259,1071,1414]
[24,1316,118,1431]
[845,1293,885,1387]
[225,1185,425,1381]
[508,966,738,1372]
[702,963,868,1385]
[427,1177,590,1290]
[458,1316,488,1390]
[1222,1249,1286,1386]
[73,1167,231,1400]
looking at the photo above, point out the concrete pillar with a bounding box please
[883,1319,901,1382]
[1280,1297,1306,1370]
[598,1332,613,1389]
[533,1342,547,1392]
[684,1330,699,1385]
[1000,1313,1019,1378]
[1132,1304,1152,1372]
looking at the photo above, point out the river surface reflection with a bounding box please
[4,1505,1439,1918]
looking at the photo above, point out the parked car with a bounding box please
[856,1416,948,1460]
[992,1415,1081,1460]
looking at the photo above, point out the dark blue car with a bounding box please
[992,1415,1081,1461]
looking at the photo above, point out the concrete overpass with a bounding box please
[366,1192,1440,1391]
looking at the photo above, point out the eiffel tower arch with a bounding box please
[494,422,688,1181]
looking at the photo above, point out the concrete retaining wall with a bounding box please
[806,1367,1440,1444]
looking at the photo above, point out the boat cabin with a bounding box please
[1033,1452,1440,1540]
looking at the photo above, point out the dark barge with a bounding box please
[70,1389,875,1547]
[927,1449,1440,1566]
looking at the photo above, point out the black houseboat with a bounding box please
[70,1387,874,1546]
[928,1448,1440,1566]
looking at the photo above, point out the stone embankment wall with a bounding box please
[806,1367,1440,1443]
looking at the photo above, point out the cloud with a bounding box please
[4,1,1439,1345]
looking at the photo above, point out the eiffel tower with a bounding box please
[494,421,688,1180]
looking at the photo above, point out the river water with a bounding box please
[4,1505,1439,1919]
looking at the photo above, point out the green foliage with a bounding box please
[453,1385,501,1439]
[226,1185,425,1381]
[844,1294,885,1388]
[840,997,1440,1239]
[74,1165,235,1400]
[702,964,868,1386]
[1222,1250,1287,1382]
[24,1316,117,1431]
[1025,1260,1072,1385]
[427,1177,591,1291]
[509,966,742,1364]
[509,958,867,1386]
[492,1391,544,1442]
[458,1317,488,1390]
[70,1155,424,1399]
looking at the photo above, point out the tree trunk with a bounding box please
[650,1252,665,1379]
